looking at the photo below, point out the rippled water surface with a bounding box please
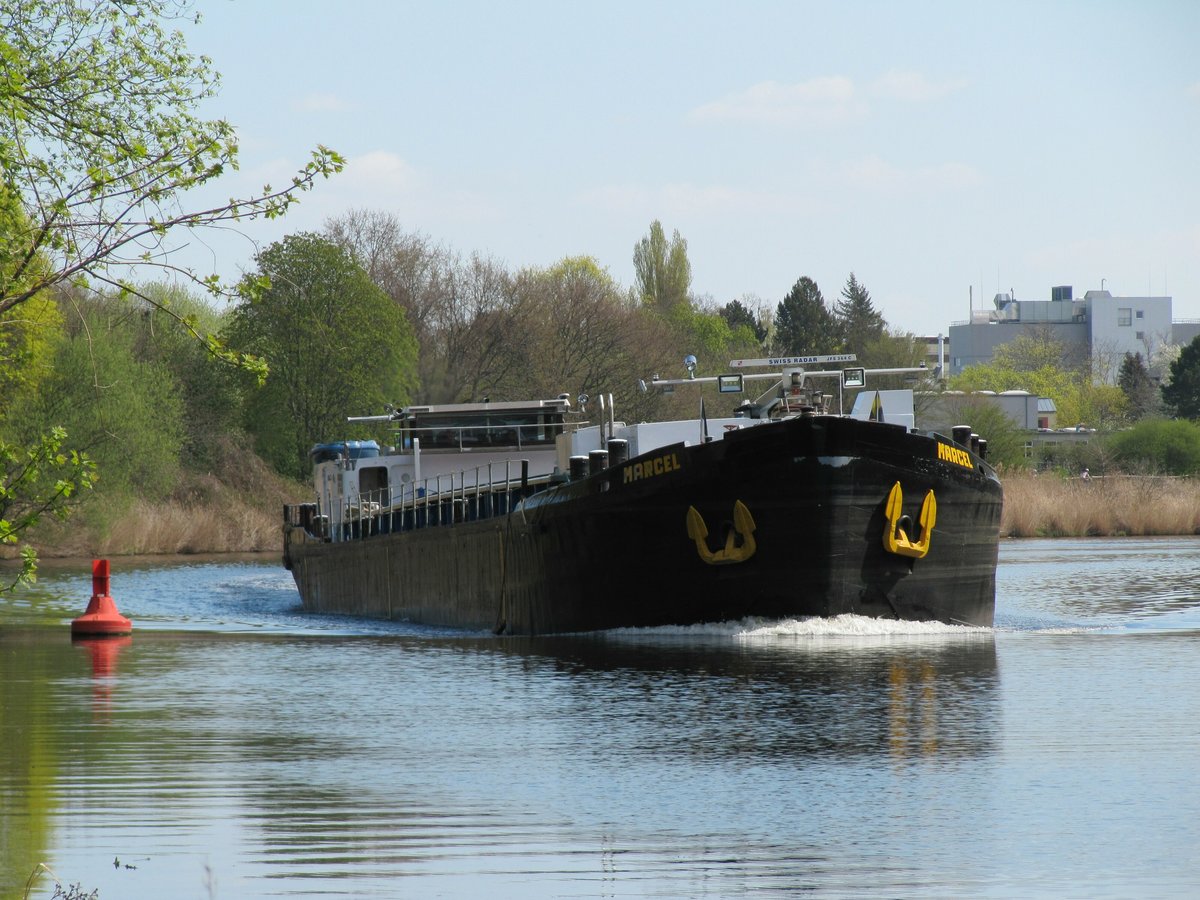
[3,539,1200,898]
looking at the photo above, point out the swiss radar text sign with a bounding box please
[730,355,857,367]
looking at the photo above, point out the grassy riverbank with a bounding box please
[6,440,306,561]
[1001,472,1200,537]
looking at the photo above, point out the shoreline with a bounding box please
[5,472,1198,564]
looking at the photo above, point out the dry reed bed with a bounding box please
[20,495,283,558]
[13,447,300,559]
[12,470,1200,560]
[98,496,282,555]
[1001,473,1200,537]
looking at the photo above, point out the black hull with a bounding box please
[285,415,1002,634]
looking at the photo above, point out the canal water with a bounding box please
[2,538,1199,899]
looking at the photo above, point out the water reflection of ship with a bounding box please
[229,628,999,880]
[459,630,1001,762]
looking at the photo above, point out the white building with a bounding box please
[947,286,1200,382]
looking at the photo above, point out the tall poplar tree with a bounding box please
[633,220,692,313]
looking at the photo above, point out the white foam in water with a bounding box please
[738,613,989,638]
[606,614,991,640]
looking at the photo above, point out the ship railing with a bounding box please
[319,458,532,542]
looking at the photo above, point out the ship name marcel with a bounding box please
[937,442,974,469]
[623,452,682,483]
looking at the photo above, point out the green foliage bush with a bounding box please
[131,284,244,468]
[6,309,186,500]
[1105,419,1200,475]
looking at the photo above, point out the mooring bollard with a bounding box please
[71,559,133,637]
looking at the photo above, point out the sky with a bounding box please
[178,0,1200,337]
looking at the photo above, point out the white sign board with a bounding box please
[730,354,857,368]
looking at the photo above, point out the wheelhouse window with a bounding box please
[359,465,388,494]
[399,410,566,449]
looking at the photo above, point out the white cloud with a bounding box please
[869,70,966,102]
[293,91,350,113]
[660,182,786,215]
[341,150,421,194]
[576,184,651,213]
[1188,82,1200,100]
[329,151,501,225]
[838,156,981,193]
[688,71,963,128]
[577,182,789,216]
[688,76,865,127]
[231,150,417,204]
[231,150,423,227]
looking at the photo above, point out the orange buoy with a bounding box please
[71,559,133,637]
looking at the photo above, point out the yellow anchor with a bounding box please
[883,481,936,559]
[686,500,757,565]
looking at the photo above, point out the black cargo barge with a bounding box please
[283,358,1003,634]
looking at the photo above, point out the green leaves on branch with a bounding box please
[0,0,344,331]
[0,427,96,590]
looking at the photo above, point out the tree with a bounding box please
[226,234,419,479]
[1117,352,1159,422]
[719,297,767,345]
[950,359,1127,430]
[326,210,515,404]
[772,276,840,355]
[951,325,1131,429]
[992,328,1082,374]
[0,162,92,588]
[0,0,342,589]
[0,286,63,413]
[7,302,187,500]
[834,273,884,358]
[633,220,691,313]
[671,303,760,374]
[0,0,343,351]
[1161,336,1200,420]
[131,283,245,467]
[500,256,673,423]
